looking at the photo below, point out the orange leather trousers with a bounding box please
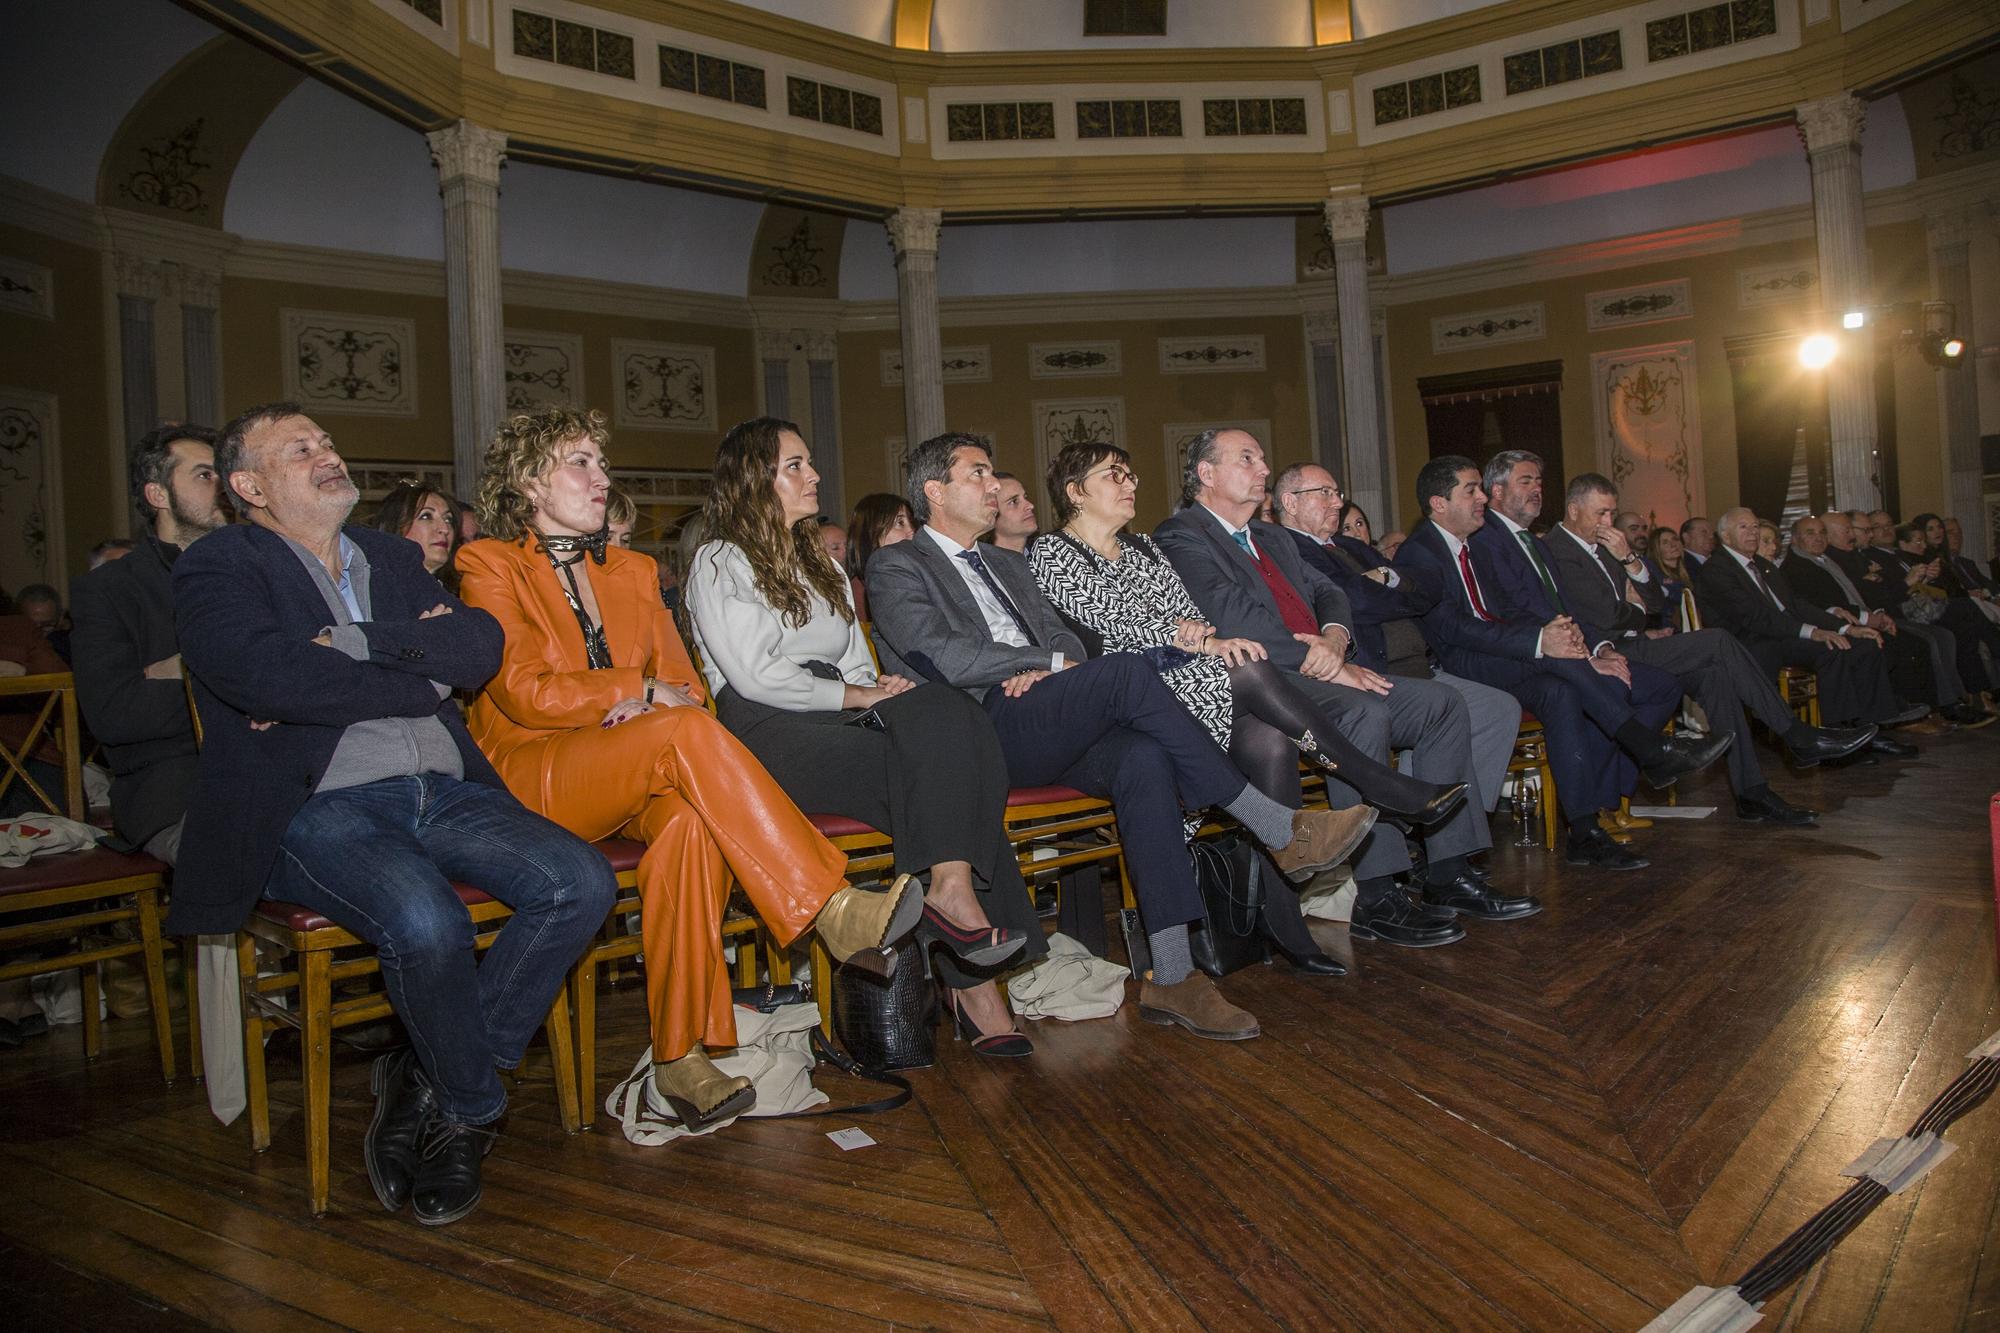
[503,706,847,1056]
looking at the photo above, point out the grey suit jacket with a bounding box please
[866,532,1086,701]
[1153,504,1353,673]
[1541,526,1654,639]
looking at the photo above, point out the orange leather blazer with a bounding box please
[456,538,704,768]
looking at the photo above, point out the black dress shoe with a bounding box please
[365,1050,438,1213]
[1735,791,1818,827]
[1349,893,1466,948]
[411,1108,497,1227]
[1275,946,1348,976]
[1565,827,1651,870]
[1783,723,1876,769]
[1942,702,1995,730]
[1639,732,1734,788]
[1880,703,1931,727]
[1868,735,1917,757]
[1376,781,1468,828]
[1420,874,1544,921]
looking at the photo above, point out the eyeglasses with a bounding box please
[1085,465,1139,486]
[1286,486,1341,501]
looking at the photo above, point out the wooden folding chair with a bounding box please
[0,672,176,1078]
[1779,667,1821,725]
[1508,713,1560,850]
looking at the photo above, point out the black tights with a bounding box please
[1222,658,1443,811]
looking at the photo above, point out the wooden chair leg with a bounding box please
[765,934,791,985]
[811,937,833,1036]
[182,936,205,1084]
[136,889,176,1084]
[1540,765,1559,851]
[542,983,582,1134]
[300,948,333,1216]
[239,935,272,1152]
[733,931,757,986]
[571,955,598,1130]
[81,963,101,1059]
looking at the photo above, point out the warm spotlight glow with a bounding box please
[1942,337,1966,359]
[1842,310,1866,329]
[1799,334,1839,369]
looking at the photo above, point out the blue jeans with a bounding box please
[266,775,617,1124]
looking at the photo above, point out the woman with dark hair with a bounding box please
[845,492,916,620]
[1028,440,1465,829]
[458,408,923,1130]
[1651,526,1695,630]
[686,418,1037,1055]
[1339,502,1374,545]
[368,481,460,590]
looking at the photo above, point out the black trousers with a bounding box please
[1622,628,1788,794]
[717,682,1046,986]
[984,654,1248,936]
[1736,633,1902,725]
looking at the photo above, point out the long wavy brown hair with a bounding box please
[476,408,611,542]
[702,417,852,627]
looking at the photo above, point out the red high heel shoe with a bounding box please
[941,983,1032,1058]
[915,902,1028,968]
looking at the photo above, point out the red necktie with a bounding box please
[1457,544,1494,621]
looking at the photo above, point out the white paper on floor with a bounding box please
[1626,806,1716,819]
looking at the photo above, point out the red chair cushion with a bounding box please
[1518,711,1541,727]
[1007,785,1091,807]
[0,846,167,900]
[256,880,495,935]
[595,837,646,874]
[810,812,880,839]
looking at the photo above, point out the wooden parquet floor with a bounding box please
[2,731,1996,1331]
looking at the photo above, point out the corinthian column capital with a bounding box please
[1795,93,1864,154]
[1322,191,1371,245]
[886,206,942,255]
[427,119,508,186]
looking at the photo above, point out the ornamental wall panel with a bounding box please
[1736,261,1819,309]
[0,389,65,591]
[1029,340,1122,379]
[281,309,418,417]
[502,329,585,413]
[1032,399,1126,495]
[1584,279,1691,331]
[611,339,717,432]
[0,257,54,319]
[1157,335,1266,374]
[1589,340,1705,531]
[880,345,991,386]
[1430,303,1546,354]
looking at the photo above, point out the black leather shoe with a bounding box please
[1942,702,1995,730]
[1868,735,1917,757]
[1420,874,1544,921]
[1377,781,1468,828]
[1565,827,1651,870]
[1639,732,1733,788]
[1350,892,1466,947]
[411,1109,497,1227]
[1735,791,1818,827]
[1783,723,1876,769]
[365,1050,437,1213]
[1275,945,1348,976]
[1880,703,1930,727]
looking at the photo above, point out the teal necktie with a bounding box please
[1231,529,1253,556]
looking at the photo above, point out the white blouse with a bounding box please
[685,540,878,712]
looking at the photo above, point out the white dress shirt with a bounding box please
[1451,518,1559,657]
[685,540,878,710]
[923,526,1066,671]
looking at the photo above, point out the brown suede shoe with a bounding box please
[1138,972,1260,1041]
[651,1050,755,1131]
[814,873,925,975]
[1268,805,1377,882]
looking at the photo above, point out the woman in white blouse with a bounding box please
[687,418,1041,1055]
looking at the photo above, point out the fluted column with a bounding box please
[1797,94,1879,511]
[1326,192,1386,525]
[1303,308,1343,480]
[113,254,163,454]
[887,208,944,447]
[179,267,222,427]
[757,328,794,419]
[428,120,508,499]
[1929,208,1985,561]
[804,329,844,516]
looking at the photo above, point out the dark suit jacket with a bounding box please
[1393,520,1545,669]
[1541,526,1655,641]
[865,533,1086,700]
[1280,527,1438,672]
[169,523,506,935]
[1466,517,1617,647]
[1152,505,1352,672]
[1779,552,1865,620]
[68,535,200,849]
[1695,548,1837,644]
[1950,553,1999,594]
[1828,545,1903,613]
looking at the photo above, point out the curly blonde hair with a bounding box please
[702,417,852,628]
[476,408,611,542]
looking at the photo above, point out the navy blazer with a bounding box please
[1393,520,1545,670]
[1695,547,1838,644]
[1280,527,1438,672]
[168,523,507,935]
[1152,505,1352,673]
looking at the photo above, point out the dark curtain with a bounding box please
[1873,351,1899,517]
[1419,378,1565,520]
[1728,353,1803,527]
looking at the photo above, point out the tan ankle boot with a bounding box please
[1138,972,1259,1041]
[813,873,924,972]
[1269,806,1377,882]
[651,1050,755,1130]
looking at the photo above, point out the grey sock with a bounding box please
[1149,925,1194,985]
[1223,783,1295,849]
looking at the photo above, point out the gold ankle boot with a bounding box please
[651,1050,755,1130]
[813,872,923,975]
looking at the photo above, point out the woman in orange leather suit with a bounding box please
[458,408,919,1131]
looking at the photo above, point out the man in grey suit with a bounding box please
[1155,428,1534,944]
[868,432,1375,1041]
[1543,474,1873,825]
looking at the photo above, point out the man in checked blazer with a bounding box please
[867,432,1375,1043]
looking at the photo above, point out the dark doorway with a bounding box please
[1417,360,1566,527]
[1726,331,1898,526]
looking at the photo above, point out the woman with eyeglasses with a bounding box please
[1027,440,1465,828]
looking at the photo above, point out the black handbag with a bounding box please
[1187,833,1273,977]
[830,934,939,1073]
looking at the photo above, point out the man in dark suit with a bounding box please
[171,403,617,1225]
[1827,510,2000,712]
[869,432,1375,1042]
[1694,507,1924,744]
[1397,455,1728,869]
[1546,477,1873,824]
[1270,461,1523,851]
[1944,517,1998,593]
[1680,516,1717,571]
[1782,514,1983,724]
[1156,430,1528,935]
